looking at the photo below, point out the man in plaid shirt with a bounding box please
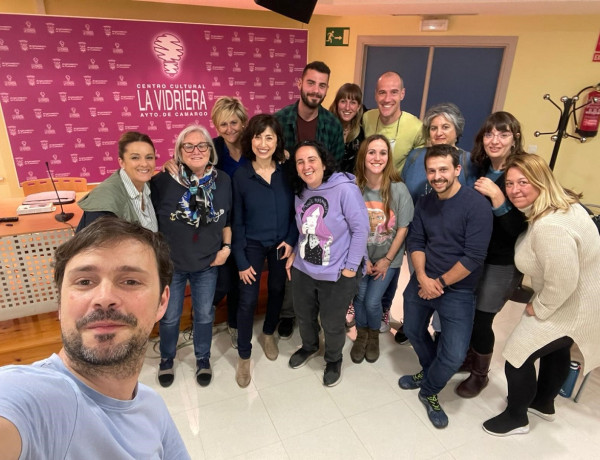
[275,61,344,165]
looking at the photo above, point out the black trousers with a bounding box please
[291,267,359,363]
[505,336,573,420]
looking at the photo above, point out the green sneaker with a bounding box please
[418,392,448,429]
[398,370,424,390]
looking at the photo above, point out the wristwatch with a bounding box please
[438,276,448,288]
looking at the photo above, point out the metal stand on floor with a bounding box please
[534,85,599,404]
[574,372,592,403]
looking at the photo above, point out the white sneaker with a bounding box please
[379,310,390,333]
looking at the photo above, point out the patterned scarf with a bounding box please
[171,163,218,228]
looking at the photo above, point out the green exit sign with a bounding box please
[325,28,349,46]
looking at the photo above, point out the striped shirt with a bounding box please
[119,169,158,232]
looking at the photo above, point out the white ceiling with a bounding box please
[135,0,600,16]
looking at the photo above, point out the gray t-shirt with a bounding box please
[363,181,414,268]
[0,354,190,460]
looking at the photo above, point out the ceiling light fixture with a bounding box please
[420,18,449,32]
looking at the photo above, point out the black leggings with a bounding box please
[505,336,573,420]
[470,310,497,354]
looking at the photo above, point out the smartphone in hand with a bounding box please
[276,246,285,260]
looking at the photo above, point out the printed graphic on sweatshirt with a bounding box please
[365,200,396,246]
[299,196,332,266]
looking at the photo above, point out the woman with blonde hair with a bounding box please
[211,96,249,176]
[210,96,249,348]
[329,83,365,173]
[350,134,413,363]
[483,153,600,436]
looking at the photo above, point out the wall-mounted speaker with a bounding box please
[254,0,318,24]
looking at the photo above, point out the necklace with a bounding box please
[375,112,402,154]
[375,111,402,139]
[343,125,350,141]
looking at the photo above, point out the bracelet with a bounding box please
[384,256,393,263]
[438,276,448,288]
[221,243,231,250]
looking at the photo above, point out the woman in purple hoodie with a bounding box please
[285,140,369,387]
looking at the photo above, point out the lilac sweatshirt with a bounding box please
[292,172,369,281]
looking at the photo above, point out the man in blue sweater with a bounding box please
[399,144,492,429]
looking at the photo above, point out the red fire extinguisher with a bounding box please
[576,88,600,138]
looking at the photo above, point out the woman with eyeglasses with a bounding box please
[162,97,249,350]
[455,112,528,398]
[231,114,298,388]
[151,125,232,389]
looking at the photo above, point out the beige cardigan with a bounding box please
[503,204,600,372]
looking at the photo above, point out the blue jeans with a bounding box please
[354,267,399,329]
[237,239,287,359]
[212,256,240,329]
[403,274,475,395]
[380,268,401,312]
[159,266,218,361]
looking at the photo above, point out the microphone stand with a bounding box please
[45,162,74,223]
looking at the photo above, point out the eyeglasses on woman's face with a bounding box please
[483,131,513,141]
[181,142,210,153]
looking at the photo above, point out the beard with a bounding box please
[62,308,149,379]
[300,90,323,109]
[430,178,453,195]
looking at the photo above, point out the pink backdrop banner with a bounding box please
[0,14,308,183]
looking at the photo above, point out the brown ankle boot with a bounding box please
[365,328,380,363]
[458,346,475,373]
[350,327,369,363]
[263,334,279,361]
[236,357,251,388]
[455,350,492,398]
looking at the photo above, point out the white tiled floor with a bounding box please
[140,263,600,460]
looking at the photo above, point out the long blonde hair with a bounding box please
[354,134,401,224]
[504,153,581,222]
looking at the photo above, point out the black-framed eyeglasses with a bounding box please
[181,142,210,153]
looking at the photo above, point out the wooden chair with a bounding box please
[21,177,88,196]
